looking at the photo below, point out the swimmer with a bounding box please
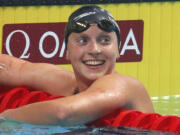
[0,6,154,126]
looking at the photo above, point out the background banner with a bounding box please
[2,20,143,64]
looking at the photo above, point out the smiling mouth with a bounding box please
[82,60,105,66]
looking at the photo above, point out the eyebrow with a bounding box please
[72,30,113,39]
[77,34,90,39]
[97,32,113,38]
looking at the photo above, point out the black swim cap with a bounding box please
[65,5,120,48]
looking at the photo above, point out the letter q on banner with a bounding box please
[2,21,144,64]
[6,30,30,59]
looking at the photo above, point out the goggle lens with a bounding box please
[71,21,90,33]
[98,20,115,32]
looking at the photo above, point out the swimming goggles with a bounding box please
[69,19,117,33]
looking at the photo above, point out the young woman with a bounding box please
[0,6,153,126]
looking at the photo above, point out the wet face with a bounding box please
[66,25,120,82]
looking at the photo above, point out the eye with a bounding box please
[76,36,89,45]
[97,35,111,45]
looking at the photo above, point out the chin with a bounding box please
[84,72,106,81]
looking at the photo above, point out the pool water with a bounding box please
[152,95,180,116]
[0,117,176,135]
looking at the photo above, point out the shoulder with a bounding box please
[92,72,143,91]
[108,73,153,112]
[89,73,153,112]
[88,72,144,101]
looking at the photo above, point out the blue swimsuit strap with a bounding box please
[74,88,79,95]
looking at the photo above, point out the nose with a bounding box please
[88,40,101,55]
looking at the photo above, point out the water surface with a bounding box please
[0,117,175,135]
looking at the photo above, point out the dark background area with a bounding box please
[0,0,178,6]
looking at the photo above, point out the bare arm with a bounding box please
[0,54,77,96]
[0,73,153,126]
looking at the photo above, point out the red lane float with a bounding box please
[0,87,29,112]
[0,87,179,133]
[112,110,143,127]
[131,112,162,129]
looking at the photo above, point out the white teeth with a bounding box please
[84,60,104,66]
